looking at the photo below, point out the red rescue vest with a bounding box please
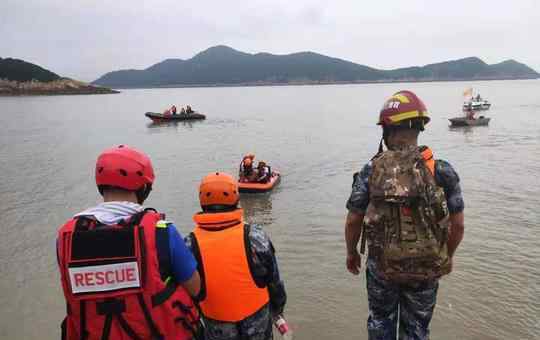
[57,209,199,340]
[191,209,269,322]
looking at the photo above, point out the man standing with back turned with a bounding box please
[344,91,465,340]
[56,145,201,339]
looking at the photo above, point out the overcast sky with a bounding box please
[1,0,538,81]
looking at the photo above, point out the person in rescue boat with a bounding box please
[344,91,465,340]
[255,161,271,183]
[186,172,287,340]
[56,145,202,340]
[239,153,256,182]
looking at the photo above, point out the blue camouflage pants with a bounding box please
[366,266,439,340]
[202,304,273,340]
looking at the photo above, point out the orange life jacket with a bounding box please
[57,209,199,340]
[420,146,435,175]
[191,209,269,322]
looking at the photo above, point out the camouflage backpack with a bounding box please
[362,146,450,282]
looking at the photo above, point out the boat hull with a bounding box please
[238,172,280,193]
[145,112,206,121]
[449,117,491,127]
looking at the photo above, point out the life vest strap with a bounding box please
[96,298,143,340]
[137,293,163,339]
[115,313,142,340]
[151,279,178,307]
[80,300,88,340]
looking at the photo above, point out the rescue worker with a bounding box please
[239,153,255,182]
[256,161,271,183]
[186,172,287,340]
[56,145,202,340]
[344,91,465,340]
[181,107,186,115]
[186,105,193,114]
[171,105,178,115]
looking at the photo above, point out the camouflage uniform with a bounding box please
[347,158,464,340]
[186,224,286,340]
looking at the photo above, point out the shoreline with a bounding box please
[95,76,538,90]
[0,78,119,96]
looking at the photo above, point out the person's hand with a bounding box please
[346,250,362,275]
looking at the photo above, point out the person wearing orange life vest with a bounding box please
[56,145,202,340]
[186,172,287,340]
[344,91,465,340]
[239,153,256,182]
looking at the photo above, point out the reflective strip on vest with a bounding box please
[68,261,140,294]
[193,221,269,322]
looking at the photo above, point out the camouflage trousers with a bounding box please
[366,262,439,340]
[202,304,273,340]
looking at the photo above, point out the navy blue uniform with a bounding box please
[347,158,464,340]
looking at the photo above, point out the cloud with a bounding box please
[1,0,538,81]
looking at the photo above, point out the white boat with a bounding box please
[462,88,491,111]
[462,99,491,111]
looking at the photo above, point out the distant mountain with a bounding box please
[0,57,118,96]
[93,45,540,88]
[0,57,60,82]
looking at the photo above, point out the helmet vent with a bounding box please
[119,169,128,176]
[223,192,229,196]
[97,167,104,173]
[136,171,143,176]
[206,192,211,197]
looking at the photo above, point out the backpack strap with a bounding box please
[360,222,367,255]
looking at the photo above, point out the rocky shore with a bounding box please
[0,78,119,96]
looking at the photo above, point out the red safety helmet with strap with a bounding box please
[57,209,199,340]
[378,90,430,127]
[95,145,155,203]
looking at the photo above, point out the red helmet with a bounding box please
[378,90,430,127]
[95,145,155,191]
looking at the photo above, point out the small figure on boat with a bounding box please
[256,161,271,183]
[466,108,476,120]
[180,107,186,115]
[186,105,194,114]
[239,153,256,182]
[171,105,177,115]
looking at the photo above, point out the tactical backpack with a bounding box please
[361,146,451,282]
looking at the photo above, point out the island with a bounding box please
[93,45,539,88]
[0,57,118,96]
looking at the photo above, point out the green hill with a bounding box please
[93,46,539,88]
[0,57,118,95]
[0,57,60,82]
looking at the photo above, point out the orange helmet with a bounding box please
[378,90,430,127]
[199,172,239,209]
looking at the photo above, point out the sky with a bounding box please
[1,0,538,82]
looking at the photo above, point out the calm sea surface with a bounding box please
[0,81,539,339]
